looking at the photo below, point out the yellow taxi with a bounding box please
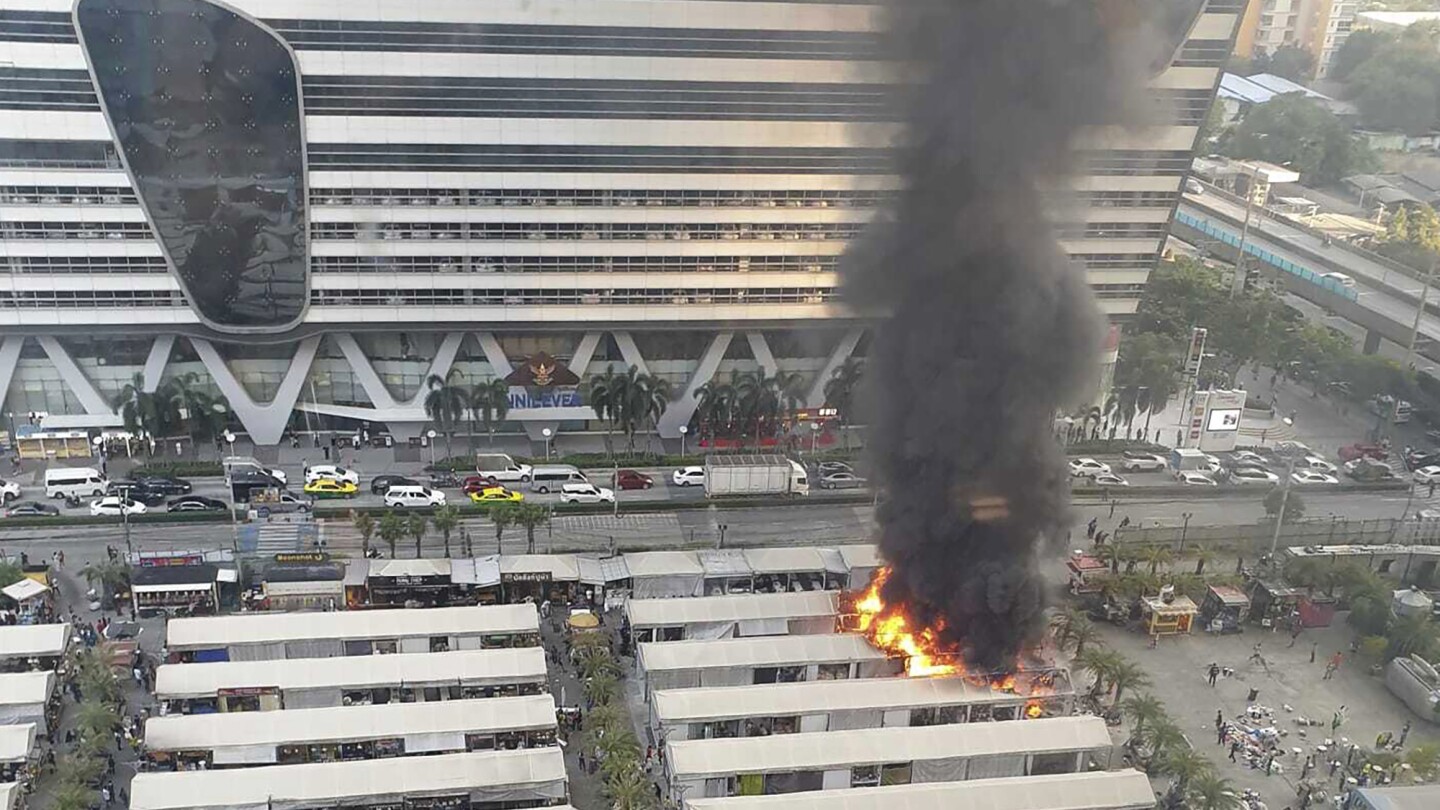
[302,478,358,498]
[469,485,524,503]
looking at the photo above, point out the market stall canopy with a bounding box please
[129,749,567,810]
[131,564,218,594]
[653,676,990,725]
[0,671,54,708]
[639,633,886,674]
[0,724,35,763]
[623,552,703,578]
[500,554,580,582]
[699,550,752,578]
[370,559,451,579]
[742,548,830,576]
[683,770,1155,810]
[627,591,837,630]
[0,580,47,603]
[575,556,627,586]
[667,715,1109,778]
[166,604,537,651]
[452,556,501,588]
[0,624,70,660]
[0,782,17,810]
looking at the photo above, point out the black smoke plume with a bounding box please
[844,0,1159,671]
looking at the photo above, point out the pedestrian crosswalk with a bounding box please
[554,513,683,533]
[238,523,313,555]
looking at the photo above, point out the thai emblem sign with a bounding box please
[504,352,583,409]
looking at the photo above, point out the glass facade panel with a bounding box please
[75,0,309,331]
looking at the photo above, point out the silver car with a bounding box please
[819,472,868,490]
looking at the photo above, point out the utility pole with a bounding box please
[1229,163,1263,300]
[1403,256,1436,372]
[1268,455,1299,561]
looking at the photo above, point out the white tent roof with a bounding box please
[130,749,567,810]
[166,604,537,650]
[155,648,547,698]
[452,556,501,587]
[0,725,35,763]
[698,550,752,577]
[0,579,48,603]
[742,548,830,575]
[683,770,1155,810]
[0,783,16,810]
[628,591,837,629]
[668,716,1109,777]
[653,676,1003,723]
[0,672,53,707]
[370,559,451,578]
[837,544,882,573]
[639,633,886,673]
[500,554,580,581]
[0,624,70,659]
[623,551,703,578]
[146,695,556,751]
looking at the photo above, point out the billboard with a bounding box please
[1206,408,1242,432]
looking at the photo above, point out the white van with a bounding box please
[529,465,588,493]
[45,467,108,499]
[384,485,446,509]
[475,453,533,484]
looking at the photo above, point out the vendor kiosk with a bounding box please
[1139,588,1196,636]
[1066,552,1112,595]
[1199,585,1250,634]
[1246,579,1303,628]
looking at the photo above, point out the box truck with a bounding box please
[703,455,809,498]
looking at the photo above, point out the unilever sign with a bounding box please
[508,388,582,409]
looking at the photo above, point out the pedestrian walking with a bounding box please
[1108,500,1117,519]
[1207,662,1220,687]
[1119,515,1130,529]
[1331,705,1347,734]
[1229,741,1240,762]
[1401,720,1412,747]
[1249,642,1265,665]
[1324,651,1343,679]
[1430,481,1436,498]
[1215,709,1224,731]
[1311,641,1318,663]
[1086,518,1097,539]
[1289,624,1302,647]
[1217,721,1227,745]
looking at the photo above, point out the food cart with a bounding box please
[1139,588,1196,637]
[1199,585,1250,634]
[1246,579,1304,628]
[1066,552,1112,595]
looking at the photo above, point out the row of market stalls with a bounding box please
[264,545,887,611]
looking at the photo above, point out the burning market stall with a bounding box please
[166,604,539,662]
[155,647,548,714]
[664,715,1113,800]
[680,771,1157,810]
[621,551,704,599]
[742,548,842,593]
[834,545,883,591]
[365,558,456,607]
[0,724,34,782]
[1198,585,1250,634]
[143,694,558,769]
[0,672,57,734]
[1138,590,1197,637]
[129,749,567,810]
[699,550,754,596]
[650,670,1074,741]
[637,634,901,697]
[626,591,838,644]
[0,624,70,672]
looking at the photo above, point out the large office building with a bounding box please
[0,0,1243,445]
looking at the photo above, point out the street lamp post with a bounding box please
[426,430,437,468]
[717,523,729,550]
[542,428,553,461]
[678,424,688,458]
[809,421,821,454]
[1228,163,1264,299]
[223,430,239,551]
[1268,454,1300,561]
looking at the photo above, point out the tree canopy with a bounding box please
[1343,23,1440,134]
[1220,95,1377,184]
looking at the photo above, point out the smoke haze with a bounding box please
[844,0,1155,670]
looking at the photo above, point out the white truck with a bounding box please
[703,455,809,498]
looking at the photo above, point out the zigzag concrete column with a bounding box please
[36,337,112,415]
[806,328,864,407]
[475,332,514,377]
[570,332,602,380]
[610,331,650,375]
[657,332,733,439]
[746,332,778,378]
[0,337,24,416]
[191,336,320,445]
[142,335,177,393]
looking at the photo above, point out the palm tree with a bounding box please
[1067,618,1102,656]
[1143,545,1172,575]
[1120,694,1166,744]
[512,502,551,554]
[351,510,376,557]
[1186,773,1242,810]
[1075,647,1122,698]
[1387,612,1438,659]
[406,513,429,558]
[693,379,737,439]
[823,356,864,449]
[609,366,671,452]
[630,371,672,453]
[431,505,461,558]
[1048,607,1087,651]
[80,559,130,607]
[377,512,405,559]
[1192,547,1215,575]
[1142,719,1187,765]
[487,502,518,553]
[165,371,228,455]
[1107,660,1152,706]
[605,766,658,810]
[1157,747,1213,797]
[423,372,467,460]
[583,368,621,456]
[467,379,510,450]
[1405,743,1440,780]
[585,669,620,704]
[74,699,118,740]
[112,372,169,440]
[50,779,96,810]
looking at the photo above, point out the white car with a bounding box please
[383,486,446,509]
[89,497,148,517]
[1420,509,1440,520]
[1321,271,1356,288]
[1274,440,1312,457]
[672,467,705,487]
[1201,454,1224,474]
[1415,465,1440,485]
[1177,471,1218,486]
[0,480,19,503]
[1231,450,1268,467]
[1291,470,1340,486]
[1068,458,1111,478]
[560,483,616,504]
[1230,467,1280,486]
[1301,456,1338,474]
[1092,473,1129,487]
[1119,452,1166,472]
[305,465,359,486]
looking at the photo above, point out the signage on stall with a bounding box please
[502,572,550,583]
[138,554,204,568]
[274,552,328,563]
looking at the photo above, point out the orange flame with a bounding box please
[1025,701,1044,719]
[851,568,959,677]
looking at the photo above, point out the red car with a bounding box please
[613,470,653,490]
[1338,443,1388,463]
[462,475,500,494]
